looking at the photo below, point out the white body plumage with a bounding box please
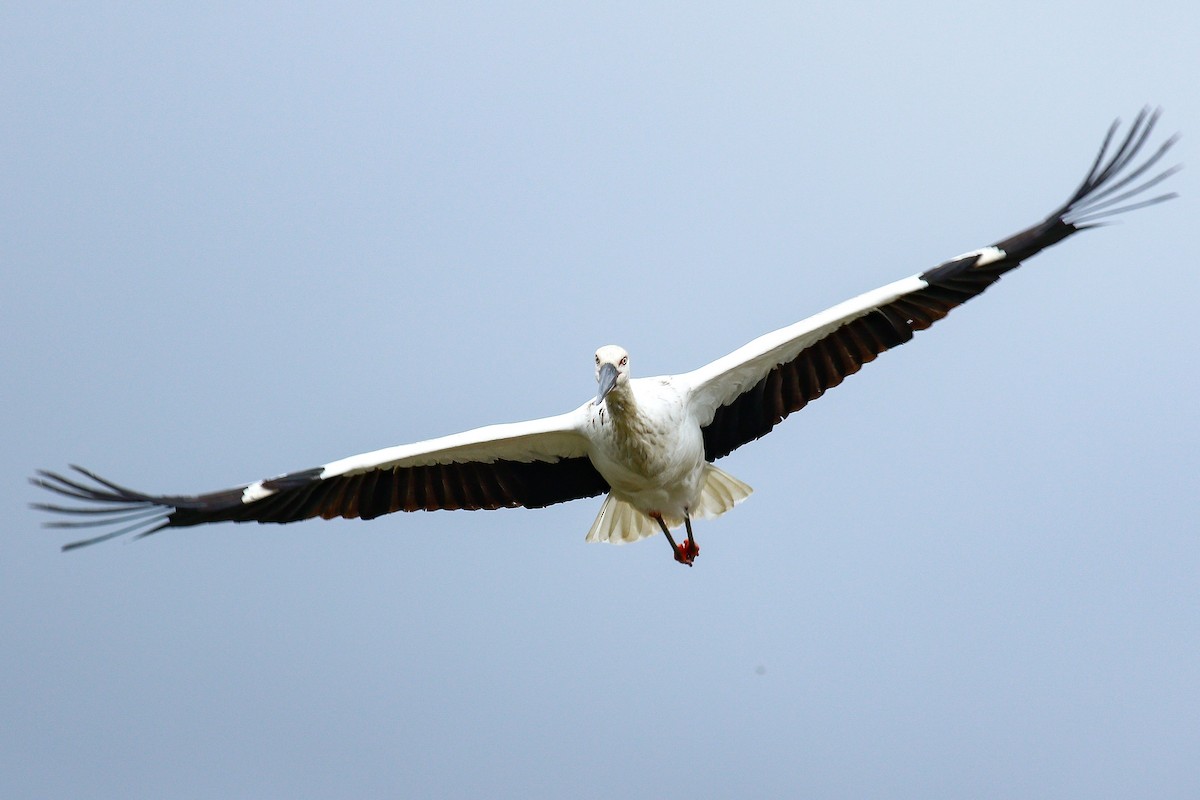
[582,362,752,545]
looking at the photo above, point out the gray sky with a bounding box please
[3,4,1197,798]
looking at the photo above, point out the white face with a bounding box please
[594,344,630,385]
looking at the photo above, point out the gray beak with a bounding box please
[595,363,618,405]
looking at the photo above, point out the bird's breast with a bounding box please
[586,381,704,500]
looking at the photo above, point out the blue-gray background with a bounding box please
[3,4,1197,798]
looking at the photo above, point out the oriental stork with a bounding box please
[32,109,1179,565]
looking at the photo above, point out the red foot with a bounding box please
[674,540,700,566]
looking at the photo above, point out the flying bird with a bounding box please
[32,109,1179,564]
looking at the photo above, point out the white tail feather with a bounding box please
[584,464,753,545]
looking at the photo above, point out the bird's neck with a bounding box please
[600,382,660,475]
[603,382,638,424]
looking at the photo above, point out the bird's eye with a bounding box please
[620,356,627,366]
[595,356,600,364]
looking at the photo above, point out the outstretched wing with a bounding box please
[32,407,608,550]
[684,108,1179,461]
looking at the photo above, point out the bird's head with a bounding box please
[594,345,630,405]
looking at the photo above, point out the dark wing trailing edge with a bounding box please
[33,418,610,550]
[699,108,1179,461]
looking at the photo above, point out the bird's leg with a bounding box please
[679,514,700,563]
[651,513,681,552]
[651,512,697,567]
